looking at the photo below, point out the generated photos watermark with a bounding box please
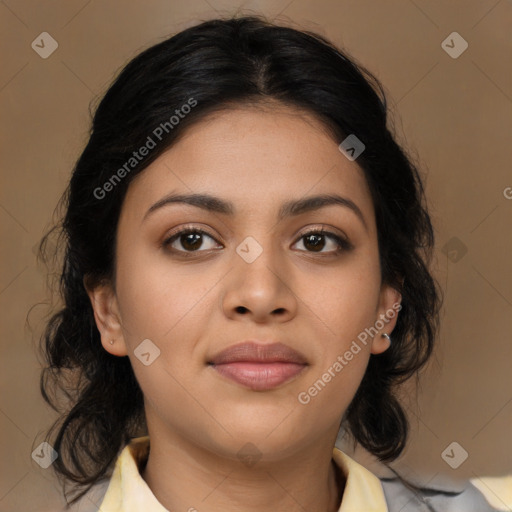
[93,97,197,200]
[297,302,401,404]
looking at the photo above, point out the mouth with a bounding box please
[208,341,308,391]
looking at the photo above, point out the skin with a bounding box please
[86,103,401,512]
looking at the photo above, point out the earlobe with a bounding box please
[371,282,402,355]
[371,332,392,355]
[83,276,128,357]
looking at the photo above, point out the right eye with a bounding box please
[162,227,222,255]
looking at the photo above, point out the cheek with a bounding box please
[114,243,219,342]
[292,252,380,408]
[296,254,381,344]
[113,251,218,405]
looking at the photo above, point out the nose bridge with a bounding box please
[222,231,297,320]
[235,232,284,290]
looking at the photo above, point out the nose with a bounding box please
[221,242,298,324]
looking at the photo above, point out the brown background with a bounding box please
[1,1,511,510]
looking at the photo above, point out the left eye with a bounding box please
[293,229,352,254]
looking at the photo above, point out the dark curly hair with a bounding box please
[36,13,442,506]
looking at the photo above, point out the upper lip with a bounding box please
[209,341,308,365]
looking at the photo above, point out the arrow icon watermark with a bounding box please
[338,134,365,161]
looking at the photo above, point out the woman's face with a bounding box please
[88,104,400,460]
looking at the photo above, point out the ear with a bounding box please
[370,281,402,355]
[83,275,128,357]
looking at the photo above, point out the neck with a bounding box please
[141,431,345,512]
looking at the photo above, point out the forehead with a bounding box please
[121,104,375,227]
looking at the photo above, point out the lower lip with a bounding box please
[211,362,307,391]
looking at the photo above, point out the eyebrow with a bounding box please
[143,192,368,230]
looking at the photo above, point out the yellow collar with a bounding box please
[98,436,388,512]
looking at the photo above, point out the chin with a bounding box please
[210,433,308,466]
[220,417,310,456]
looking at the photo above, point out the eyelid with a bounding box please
[162,224,220,247]
[163,223,349,241]
[295,224,349,241]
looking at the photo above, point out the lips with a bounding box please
[208,341,308,391]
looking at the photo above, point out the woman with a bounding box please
[37,14,502,512]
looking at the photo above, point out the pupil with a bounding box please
[183,233,202,251]
[306,234,324,252]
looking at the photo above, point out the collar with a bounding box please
[97,436,388,512]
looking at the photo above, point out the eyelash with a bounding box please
[162,225,353,257]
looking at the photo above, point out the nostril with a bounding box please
[235,306,248,314]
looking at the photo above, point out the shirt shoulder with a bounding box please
[59,437,151,512]
[379,474,508,512]
[338,442,511,512]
